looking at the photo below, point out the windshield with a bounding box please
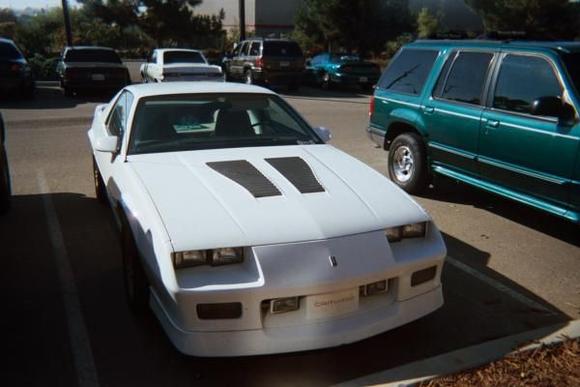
[0,42,23,60]
[563,53,580,94]
[129,93,322,155]
[263,42,303,57]
[64,49,121,63]
[164,51,206,64]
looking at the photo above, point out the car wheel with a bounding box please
[63,87,73,97]
[0,148,11,215]
[121,220,150,312]
[321,72,332,89]
[244,69,253,85]
[388,133,428,194]
[92,156,107,204]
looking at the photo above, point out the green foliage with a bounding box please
[417,7,439,38]
[464,0,579,39]
[28,53,59,80]
[384,33,414,58]
[294,0,413,57]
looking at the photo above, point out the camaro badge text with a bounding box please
[329,256,338,267]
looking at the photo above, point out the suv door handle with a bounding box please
[423,106,435,114]
[485,119,500,128]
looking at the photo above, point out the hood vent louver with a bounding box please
[266,157,325,194]
[207,160,281,198]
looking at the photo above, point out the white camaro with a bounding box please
[89,82,446,357]
[140,48,224,83]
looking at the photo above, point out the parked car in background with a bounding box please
[224,38,305,91]
[368,40,580,223]
[140,48,224,83]
[0,112,11,214]
[89,81,446,356]
[306,52,381,90]
[0,38,35,99]
[57,46,130,97]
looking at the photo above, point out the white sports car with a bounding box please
[140,48,224,83]
[88,82,446,357]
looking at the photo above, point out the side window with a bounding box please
[493,54,562,115]
[435,51,493,105]
[249,42,260,56]
[378,49,439,95]
[241,42,250,56]
[106,92,130,138]
[232,44,241,56]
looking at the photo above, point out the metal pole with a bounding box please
[239,0,246,41]
[61,0,73,46]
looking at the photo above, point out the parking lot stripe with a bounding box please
[38,171,100,387]
[446,257,556,315]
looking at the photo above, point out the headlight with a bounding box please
[385,222,427,243]
[171,247,244,269]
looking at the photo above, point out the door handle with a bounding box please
[423,106,435,114]
[485,119,500,128]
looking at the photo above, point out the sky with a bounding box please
[0,0,78,11]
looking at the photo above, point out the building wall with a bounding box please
[193,0,256,31]
[254,0,302,37]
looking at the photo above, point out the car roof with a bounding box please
[124,82,276,99]
[0,37,15,45]
[407,40,580,54]
[155,48,202,54]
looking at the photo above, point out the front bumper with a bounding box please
[150,228,446,356]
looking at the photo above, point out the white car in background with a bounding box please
[88,82,446,357]
[140,48,224,83]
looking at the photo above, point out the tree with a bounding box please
[417,7,439,38]
[0,8,17,38]
[294,0,413,56]
[464,0,579,39]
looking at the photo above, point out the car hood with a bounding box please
[127,145,428,251]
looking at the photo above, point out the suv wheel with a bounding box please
[244,69,253,85]
[388,133,428,193]
[321,72,333,89]
[0,148,11,214]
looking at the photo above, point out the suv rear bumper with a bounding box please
[253,69,304,85]
[367,126,385,147]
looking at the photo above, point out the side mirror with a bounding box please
[313,126,332,143]
[531,96,575,121]
[95,135,119,153]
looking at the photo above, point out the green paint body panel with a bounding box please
[369,40,580,223]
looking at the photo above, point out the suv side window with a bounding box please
[249,42,260,56]
[493,54,562,115]
[377,49,438,95]
[434,51,493,105]
[241,42,251,56]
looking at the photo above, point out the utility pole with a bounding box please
[61,0,73,47]
[239,0,246,41]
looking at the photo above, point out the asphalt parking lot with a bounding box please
[1,85,578,387]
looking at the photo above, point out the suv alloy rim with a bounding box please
[245,71,252,84]
[393,145,414,182]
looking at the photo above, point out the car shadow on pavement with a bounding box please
[0,86,113,110]
[418,176,580,247]
[2,191,573,386]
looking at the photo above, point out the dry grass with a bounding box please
[421,338,580,387]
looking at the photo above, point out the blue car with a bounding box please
[306,52,381,90]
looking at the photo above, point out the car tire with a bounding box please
[0,148,11,215]
[244,69,253,85]
[93,156,107,205]
[63,87,74,97]
[321,72,333,90]
[121,219,150,313]
[388,133,428,194]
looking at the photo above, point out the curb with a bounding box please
[335,319,580,387]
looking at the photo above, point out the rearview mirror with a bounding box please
[531,96,575,121]
[95,135,119,153]
[313,126,332,143]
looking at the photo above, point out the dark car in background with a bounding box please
[56,46,130,97]
[0,112,10,214]
[224,38,305,90]
[305,53,381,90]
[0,38,35,99]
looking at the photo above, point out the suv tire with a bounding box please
[244,69,253,85]
[388,133,428,194]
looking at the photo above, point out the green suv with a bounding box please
[368,40,580,223]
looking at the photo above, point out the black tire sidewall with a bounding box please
[92,157,108,204]
[388,133,428,194]
[121,221,150,312]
